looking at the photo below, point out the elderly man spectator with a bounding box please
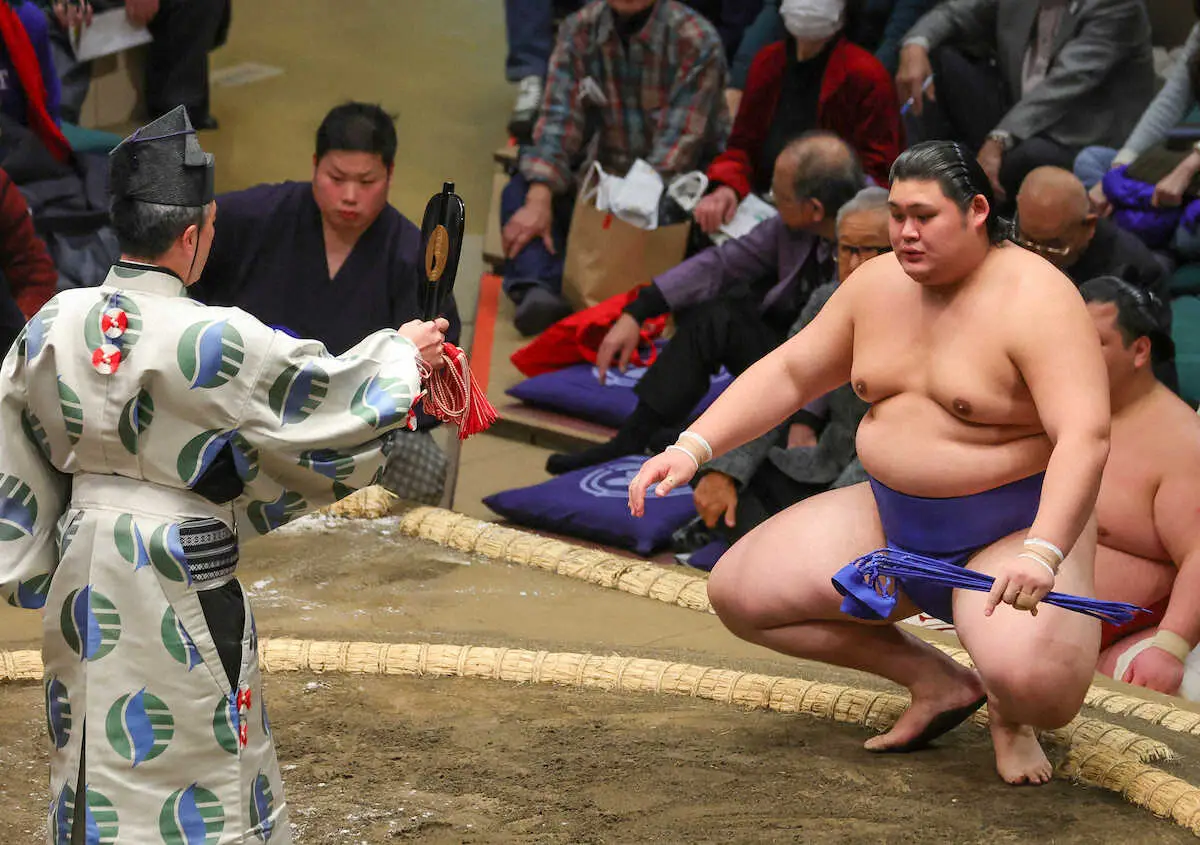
[499,0,730,336]
[0,165,56,353]
[36,0,230,129]
[1080,277,1200,698]
[686,186,888,556]
[693,0,901,235]
[545,132,863,474]
[1012,167,1168,299]
[896,0,1155,205]
[190,102,461,504]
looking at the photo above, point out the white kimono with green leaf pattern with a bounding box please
[0,263,423,844]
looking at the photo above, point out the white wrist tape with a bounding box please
[1023,537,1064,565]
[678,431,713,462]
[665,444,700,472]
[1149,629,1193,663]
[1017,552,1057,581]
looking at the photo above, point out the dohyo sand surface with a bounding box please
[0,518,1195,843]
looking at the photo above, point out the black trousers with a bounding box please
[634,297,783,424]
[922,46,1078,204]
[718,462,826,544]
[145,0,232,123]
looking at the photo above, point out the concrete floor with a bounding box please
[204,0,558,520]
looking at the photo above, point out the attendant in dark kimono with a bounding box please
[191,102,462,503]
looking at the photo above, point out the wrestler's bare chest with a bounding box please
[849,288,1036,430]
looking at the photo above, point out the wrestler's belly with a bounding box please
[856,399,1052,498]
[1093,543,1175,607]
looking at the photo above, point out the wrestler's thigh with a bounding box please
[954,521,1102,699]
[708,482,912,627]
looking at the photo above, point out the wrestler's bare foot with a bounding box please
[864,663,985,752]
[988,703,1053,785]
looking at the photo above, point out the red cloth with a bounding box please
[0,168,55,317]
[1100,594,1170,652]
[707,37,901,195]
[510,288,669,377]
[0,4,69,164]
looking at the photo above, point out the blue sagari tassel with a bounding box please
[831,547,1147,625]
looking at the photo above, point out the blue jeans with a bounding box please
[504,0,583,82]
[1074,146,1118,189]
[499,170,575,300]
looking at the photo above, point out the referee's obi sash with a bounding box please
[71,473,239,589]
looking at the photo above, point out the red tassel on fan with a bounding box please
[417,342,499,439]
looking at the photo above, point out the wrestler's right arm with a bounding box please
[628,272,857,514]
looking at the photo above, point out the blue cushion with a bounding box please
[482,455,698,556]
[507,361,732,428]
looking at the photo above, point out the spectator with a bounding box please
[688,186,888,548]
[545,132,863,475]
[0,164,56,352]
[35,0,230,129]
[499,0,730,336]
[896,0,1156,205]
[189,103,461,503]
[693,0,901,235]
[504,0,757,145]
[1081,277,1200,698]
[728,0,941,113]
[0,0,69,161]
[504,0,583,145]
[1076,8,1200,226]
[1013,167,1168,300]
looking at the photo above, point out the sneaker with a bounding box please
[508,75,543,145]
[514,287,571,337]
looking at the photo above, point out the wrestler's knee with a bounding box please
[706,552,772,637]
[984,661,1088,729]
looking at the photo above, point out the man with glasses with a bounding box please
[1080,276,1200,699]
[684,186,890,559]
[546,133,864,475]
[1012,166,1167,300]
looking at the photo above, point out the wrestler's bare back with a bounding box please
[1094,387,1200,608]
[844,243,1069,497]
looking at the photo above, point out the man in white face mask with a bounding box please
[694,0,901,235]
[780,0,842,40]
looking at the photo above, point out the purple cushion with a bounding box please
[482,455,698,555]
[507,361,732,428]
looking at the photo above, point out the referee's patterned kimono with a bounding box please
[0,262,423,843]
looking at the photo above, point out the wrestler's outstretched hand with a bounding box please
[984,555,1055,617]
[628,450,698,518]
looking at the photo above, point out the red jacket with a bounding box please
[707,37,902,195]
[0,168,56,318]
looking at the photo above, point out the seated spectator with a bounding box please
[1081,277,1200,698]
[0,164,56,352]
[504,0,758,145]
[189,103,461,502]
[499,0,730,336]
[36,0,230,129]
[1076,8,1200,248]
[503,0,583,144]
[896,0,1156,206]
[545,132,864,474]
[727,0,942,115]
[692,0,901,236]
[688,186,888,546]
[0,0,69,161]
[1012,167,1168,299]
